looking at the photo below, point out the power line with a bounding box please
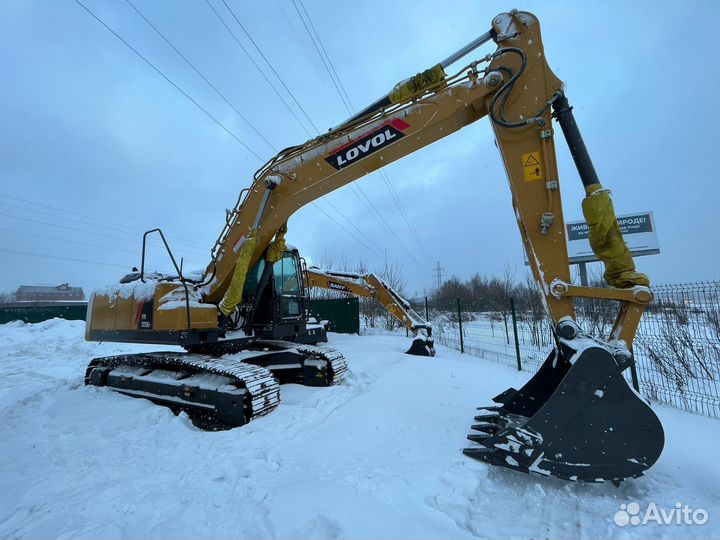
[70,0,393,270]
[159,0,385,258]
[204,2,403,263]
[0,226,205,267]
[286,3,423,266]
[288,1,431,266]
[220,0,320,134]
[289,0,352,114]
[253,4,410,264]
[272,0,332,94]
[349,185,426,271]
[310,202,384,260]
[124,0,277,153]
[0,192,208,250]
[0,247,136,270]
[377,171,431,259]
[0,183,211,250]
[296,0,354,110]
[0,212,206,261]
[0,201,209,258]
[204,0,312,136]
[322,197,377,249]
[72,0,264,160]
[299,0,430,258]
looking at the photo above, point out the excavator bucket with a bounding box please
[463,334,664,483]
[405,336,435,357]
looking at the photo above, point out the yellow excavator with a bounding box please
[304,266,434,356]
[84,10,664,483]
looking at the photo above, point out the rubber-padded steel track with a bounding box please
[252,340,348,385]
[85,352,280,424]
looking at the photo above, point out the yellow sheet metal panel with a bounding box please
[88,293,116,331]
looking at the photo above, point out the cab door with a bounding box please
[272,252,306,322]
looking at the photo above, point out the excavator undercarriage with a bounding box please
[85,339,348,429]
[85,246,348,427]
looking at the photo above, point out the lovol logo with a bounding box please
[325,118,410,170]
[328,280,351,292]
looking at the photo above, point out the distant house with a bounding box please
[16,283,85,302]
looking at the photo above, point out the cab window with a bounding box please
[273,253,301,295]
[243,259,265,297]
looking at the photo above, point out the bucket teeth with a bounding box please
[467,433,492,444]
[474,413,499,422]
[470,422,498,434]
[462,447,495,461]
[477,405,502,412]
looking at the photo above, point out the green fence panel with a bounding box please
[309,297,360,334]
[0,302,88,324]
[2,298,360,334]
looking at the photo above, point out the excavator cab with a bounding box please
[243,249,327,345]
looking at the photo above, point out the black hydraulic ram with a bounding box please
[552,94,600,188]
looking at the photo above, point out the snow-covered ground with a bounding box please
[1,319,718,539]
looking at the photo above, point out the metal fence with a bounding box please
[361,281,720,419]
[634,282,720,417]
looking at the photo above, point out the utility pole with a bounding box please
[432,261,445,291]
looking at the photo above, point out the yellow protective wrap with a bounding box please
[265,228,287,263]
[218,230,258,316]
[388,63,446,104]
[581,183,650,288]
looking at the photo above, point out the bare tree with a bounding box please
[517,272,550,349]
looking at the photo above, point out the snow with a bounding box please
[157,300,216,311]
[1,319,719,539]
[93,278,161,301]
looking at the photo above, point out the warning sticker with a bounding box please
[522,151,544,181]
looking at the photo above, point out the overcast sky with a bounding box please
[1,0,718,298]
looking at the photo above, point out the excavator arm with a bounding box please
[304,266,435,356]
[201,11,650,350]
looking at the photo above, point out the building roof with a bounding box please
[16,283,84,295]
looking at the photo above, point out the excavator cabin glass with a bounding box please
[243,259,265,298]
[273,253,302,319]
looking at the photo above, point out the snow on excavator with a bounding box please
[84,10,664,483]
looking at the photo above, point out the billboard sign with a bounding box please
[566,211,660,263]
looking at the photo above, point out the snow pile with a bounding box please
[1,319,718,539]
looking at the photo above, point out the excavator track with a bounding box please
[252,340,348,386]
[85,352,280,429]
[187,338,348,386]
